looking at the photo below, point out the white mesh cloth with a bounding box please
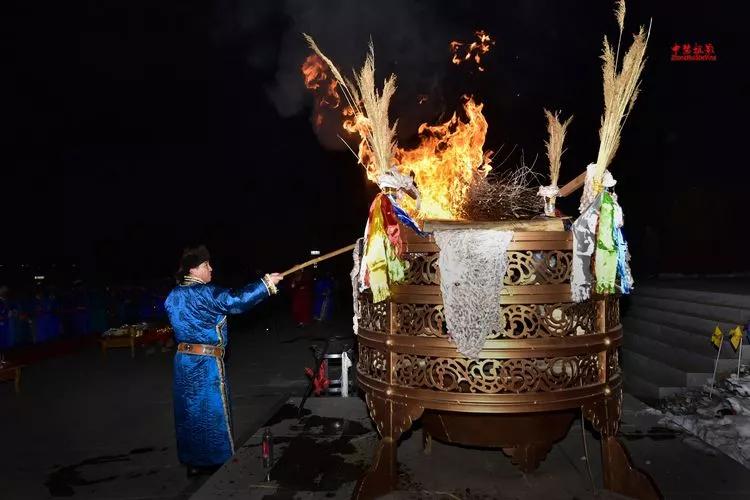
[571,193,603,302]
[351,238,363,335]
[433,229,514,358]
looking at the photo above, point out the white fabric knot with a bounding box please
[537,185,560,198]
[377,166,415,191]
[601,170,617,188]
[378,166,421,210]
[579,164,617,213]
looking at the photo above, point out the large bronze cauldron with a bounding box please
[353,220,659,499]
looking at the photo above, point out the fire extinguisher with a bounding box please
[261,428,273,469]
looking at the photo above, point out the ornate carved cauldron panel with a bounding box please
[391,300,599,339]
[605,296,620,331]
[358,343,388,383]
[392,353,601,394]
[355,225,622,403]
[504,250,572,285]
[402,250,573,286]
[358,294,388,333]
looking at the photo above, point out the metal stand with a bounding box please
[297,335,354,417]
[323,350,353,396]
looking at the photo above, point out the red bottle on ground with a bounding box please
[261,428,273,469]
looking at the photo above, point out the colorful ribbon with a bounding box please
[387,194,428,237]
[362,194,407,303]
[594,191,618,294]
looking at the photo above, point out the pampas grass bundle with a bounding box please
[352,43,398,179]
[543,109,573,189]
[592,1,651,185]
[303,34,397,179]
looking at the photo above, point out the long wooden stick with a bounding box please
[281,243,357,277]
[557,171,587,198]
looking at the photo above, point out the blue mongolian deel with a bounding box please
[164,279,270,467]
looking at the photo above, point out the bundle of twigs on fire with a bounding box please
[303,35,414,206]
[302,33,541,226]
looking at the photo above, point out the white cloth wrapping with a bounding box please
[351,237,364,335]
[571,192,603,302]
[537,185,560,198]
[579,163,617,213]
[433,229,514,358]
[377,166,421,211]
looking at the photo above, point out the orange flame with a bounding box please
[340,96,492,220]
[301,54,492,221]
[395,96,492,220]
[301,54,340,127]
[450,30,495,72]
[342,105,378,181]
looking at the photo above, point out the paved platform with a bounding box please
[0,316,347,500]
[192,394,750,499]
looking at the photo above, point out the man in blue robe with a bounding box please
[164,245,282,477]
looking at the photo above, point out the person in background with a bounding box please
[33,288,61,343]
[71,282,90,337]
[0,286,10,350]
[10,290,32,346]
[313,271,335,322]
[290,267,313,327]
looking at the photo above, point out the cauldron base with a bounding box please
[351,390,661,500]
[421,410,576,472]
[352,222,660,499]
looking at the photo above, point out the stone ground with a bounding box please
[3,310,750,499]
[192,396,750,500]
[0,312,344,500]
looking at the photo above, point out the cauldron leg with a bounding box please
[601,436,661,500]
[352,436,398,499]
[353,391,424,500]
[583,388,661,499]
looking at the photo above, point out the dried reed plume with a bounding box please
[462,160,543,220]
[303,34,397,178]
[593,1,651,184]
[352,42,398,179]
[303,34,360,116]
[543,109,573,188]
[615,0,626,33]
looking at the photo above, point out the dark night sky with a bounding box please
[2,0,745,285]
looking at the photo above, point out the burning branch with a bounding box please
[301,54,341,128]
[462,156,544,221]
[352,40,399,182]
[303,34,397,182]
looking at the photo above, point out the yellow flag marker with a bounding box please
[711,326,724,349]
[730,326,744,352]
